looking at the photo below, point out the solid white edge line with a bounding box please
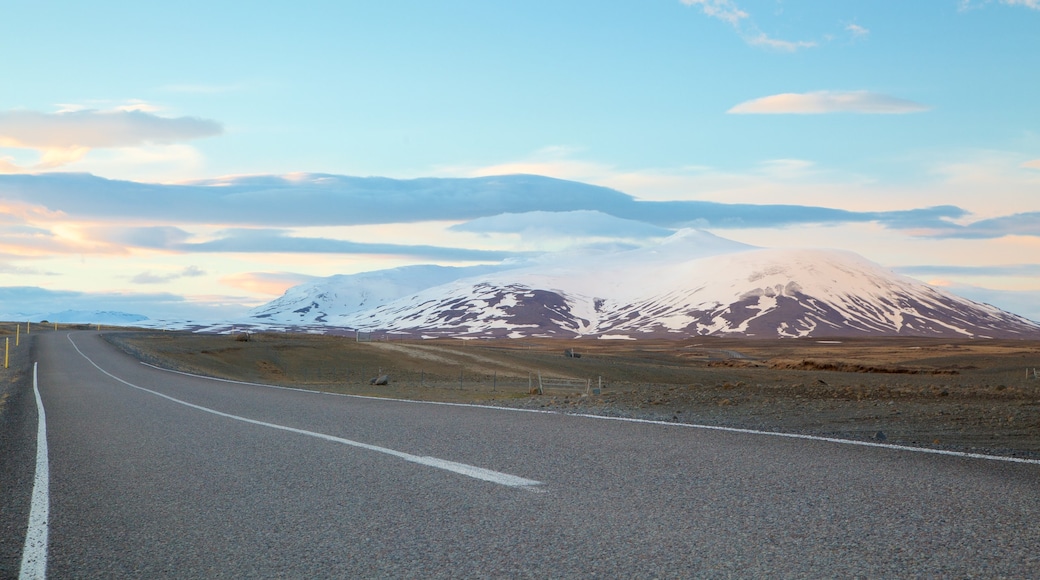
[139,360,1040,466]
[20,362,49,580]
[71,336,542,490]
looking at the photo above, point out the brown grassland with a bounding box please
[101,330,1040,460]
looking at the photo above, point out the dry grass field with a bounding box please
[104,331,1040,459]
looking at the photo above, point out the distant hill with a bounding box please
[40,310,149,325]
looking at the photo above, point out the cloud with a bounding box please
[911,212,1040,239]
[0,262,58,276]
[680,0,748,25]
[97,226,194,248]
[622,200,965,230]
[745,34,817,51]
[0,171,988,235]
[450,211,676,240]
[55,100,163,114]
[960,0,1040,10]
[928,283,1040,322]
[680,0,817,51]
[131,265,206,284]
[0,221,92,255]
[0,285,254,321]
[1003,0,1040,8]
[6,168,1038,251]
[0,108,221,171]
[177,229,522,261]
[0,173,635,227]
[83,222,524,261]
[0,109,221,149]
[1022,159,1040,170]
[728,91,931,114]
[846,24,869,37]
[464,145,611,182]
[896,264,1040,277]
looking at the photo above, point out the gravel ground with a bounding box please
[0,331,36,579]
[105,331,1040,460]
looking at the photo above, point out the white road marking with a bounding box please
[69,336,542,490]
[20,362,49,580]
[140,355,1040,466]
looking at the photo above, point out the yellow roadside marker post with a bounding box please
[26,321,29,334]
[16,324,19,347]
[4,337,8,369]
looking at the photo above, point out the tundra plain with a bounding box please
[100,330,1040,460]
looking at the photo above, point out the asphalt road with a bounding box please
[7,331,1040,577]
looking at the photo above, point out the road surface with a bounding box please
[6,331,1040,577]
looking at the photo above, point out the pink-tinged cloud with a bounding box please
[0,109,221,171]
[1003,0,1039,9]
[728,91,930,114]
[1022,159,1040,170]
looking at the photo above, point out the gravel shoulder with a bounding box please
[0,330,36,579]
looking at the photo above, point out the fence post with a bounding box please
[493,371,497,392]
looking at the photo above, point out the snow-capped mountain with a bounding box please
[248,264,508,324]
[249,230,1040,339]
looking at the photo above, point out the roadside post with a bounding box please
[4,337,8,369]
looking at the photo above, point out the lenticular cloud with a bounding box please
[728,91,930,115]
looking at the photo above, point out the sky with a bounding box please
[1,0,1039,322]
